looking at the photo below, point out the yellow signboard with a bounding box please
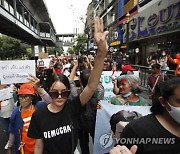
[110,41,120,46]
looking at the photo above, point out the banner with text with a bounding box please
[0,60,36,84]
[93,101,150,154]
[100,71,139,101]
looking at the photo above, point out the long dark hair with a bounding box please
[45,74,70,92]
[80,68,91,87]
[150,77,180,114]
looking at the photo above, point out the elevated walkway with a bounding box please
[0,0,56,46]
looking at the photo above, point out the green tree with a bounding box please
[0,35,29,60]
[67,47,74,55]
[47,46,63,56]
[73,34,88,55]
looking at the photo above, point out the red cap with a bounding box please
[18,82,35,96]
[122,65,135,72]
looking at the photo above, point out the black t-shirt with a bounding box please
[28,96,81,154]
[119,114,180,154]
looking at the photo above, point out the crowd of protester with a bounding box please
[0,17,179,154]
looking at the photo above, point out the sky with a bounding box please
[44,0,92,34]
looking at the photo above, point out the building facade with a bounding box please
[94,0,120,52]
[90,0,180,65]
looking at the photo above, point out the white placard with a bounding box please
[37,58,51,68]
[0,60,36,84]
[0,87,13,101]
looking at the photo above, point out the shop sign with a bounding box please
[110,41,120,46]
[109,47,114,52]
[124,1,180,41]
[138,1,180,38]
[114,32,118,39]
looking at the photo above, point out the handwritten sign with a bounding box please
[0,60,36,84]
[0,87,13,101]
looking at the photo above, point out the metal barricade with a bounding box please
[131,65,175,91]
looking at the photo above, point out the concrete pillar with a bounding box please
[31,45,45,57]
[44,45,47,53]
[31,45,35,57]
[38,45,44,53]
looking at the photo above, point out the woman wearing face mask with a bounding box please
[110,75,146,106]
[117,77,180,154]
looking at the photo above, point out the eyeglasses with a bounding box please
[19,96,30,100]
[49,90,70,99]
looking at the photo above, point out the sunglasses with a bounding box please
[49,90,70,99]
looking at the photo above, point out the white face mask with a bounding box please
[122,91,132,98]
[167,102,180,124]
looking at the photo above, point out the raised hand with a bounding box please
[94,17,109,56]
[27,74,41,90]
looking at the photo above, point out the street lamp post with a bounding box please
[126,12,130,54]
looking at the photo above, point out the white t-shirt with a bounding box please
[0,98,15,118]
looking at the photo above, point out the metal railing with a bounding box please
[132,65,175,91]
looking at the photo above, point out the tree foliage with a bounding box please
[73,34,88,55]
[67,47,74,55]
[0,35,30,60]
[66,34,87,55]
[47,46,63,56]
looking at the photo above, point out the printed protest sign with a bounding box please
[93,101,150,154]
[0,60,35,84]
[37,58,51,68]
[100,71,139,101]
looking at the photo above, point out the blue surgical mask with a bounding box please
[122,91,132,98]
[167,102,180,124]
